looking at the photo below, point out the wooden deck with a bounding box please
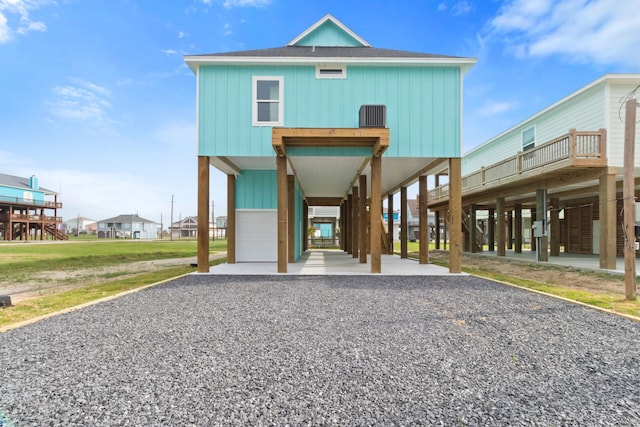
[428,129,607,208]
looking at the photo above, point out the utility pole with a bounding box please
[170,195,174,241]
[211,200,215,241]
[76,213,80,237]
[623,99,637,301]
[160,213,163,240]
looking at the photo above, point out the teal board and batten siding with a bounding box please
[235,170,304,261]
[0,185,46,204]
[295,21,364,47]
[462,83,606,175]
[198,65,461,158]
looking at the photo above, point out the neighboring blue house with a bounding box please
[185,14,475,273]
[96,214,159,239]
[0,173,64,241]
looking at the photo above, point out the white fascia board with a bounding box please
[286,13,371,47]
[184,56,477,70]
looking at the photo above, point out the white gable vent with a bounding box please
[359,105,386,128]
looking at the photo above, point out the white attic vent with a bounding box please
[316,64,346,79]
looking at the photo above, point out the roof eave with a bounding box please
[184,55,477,73]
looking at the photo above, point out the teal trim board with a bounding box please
[235,170,277,209]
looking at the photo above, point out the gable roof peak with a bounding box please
[287,13,371,48]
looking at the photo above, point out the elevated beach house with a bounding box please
[0,173,64,241]
[427,74,640,269]
[185,14,475,273]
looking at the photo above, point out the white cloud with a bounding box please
[222,0,271,8]
[451,0,472,16]
[0,0,53,42]
[223,23,232,36]
[437,3,447,12]
[161,48,178,55]
[0,12,9,42]
[477,100,519,117]
[178,31,188,38]
[45,79,114,129]
[490,0,640,67]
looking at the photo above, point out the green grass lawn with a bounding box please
[0,239,228,330]
[0,239,227,282]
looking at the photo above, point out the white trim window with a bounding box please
[253,76,284,126]
[316,64,346,79]
[522,126,535,151]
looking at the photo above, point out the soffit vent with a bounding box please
[359,105,386,128]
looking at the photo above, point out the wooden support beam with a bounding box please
[197,156,210,273]
[419,175,428,264]
[514,203,522,254]
[496,198,506,256]
[277,155,288,273]
[288,175,295,263]
[352,185,359,259]
[536,189,548,261]
[303,201,309,252]
[346,195,352,254]
[598,170,616,269]
[387,194,394,255]
[550,197,560,257]
[435,210,441,250]
[507,211,513,249]
[488,208,495,252]
[371,155,382,273]
[531,208,537,252]
[623,99,637,300]
[400,186,408,259]
[470,204,477,253]
[359,174,367,264]
[227,174,236,264]
[449,158,462,273]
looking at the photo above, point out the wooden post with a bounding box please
[303,201,309,252]
[488,208,495,252]
[550,197,560,257]
[288,175,295,263]
[359,175,367,264]
[514,203,522,253]
[507,211,513,250]
[419,175,428,264]
[496,198,505,256]
[277,155,287,273]
[346,195,352,254]
[470,204,477,253]
[598,171,616,269]
[536,189,548,262]
[371,155,382,273]
[352,185,359,259]
[623,99,637,300]
[449,158,462,273]
[435,175,441,250]
[400,186,408,259]
[387,194,394,254]
[197,156,210,273]
[226,174,236,264]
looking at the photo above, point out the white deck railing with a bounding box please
[429,128,606,201]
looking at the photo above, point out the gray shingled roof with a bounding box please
[0,172,56,194]
[187,45,464,60]
[98,214,159,224]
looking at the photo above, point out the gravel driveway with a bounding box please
[1,274,639,426]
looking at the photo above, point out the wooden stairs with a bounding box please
[45,224,68,240]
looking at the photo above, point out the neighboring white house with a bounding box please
[96,214,159,239]
[65,217,96,235]
[428,74,640,269]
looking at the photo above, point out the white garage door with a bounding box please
[236,210,277,262]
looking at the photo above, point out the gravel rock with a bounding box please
[1,274,639,426]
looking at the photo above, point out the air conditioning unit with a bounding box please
[359,105,386,128]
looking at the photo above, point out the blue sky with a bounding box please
[1,0,639,225]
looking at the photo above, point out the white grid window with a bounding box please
[252,76,283,126]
